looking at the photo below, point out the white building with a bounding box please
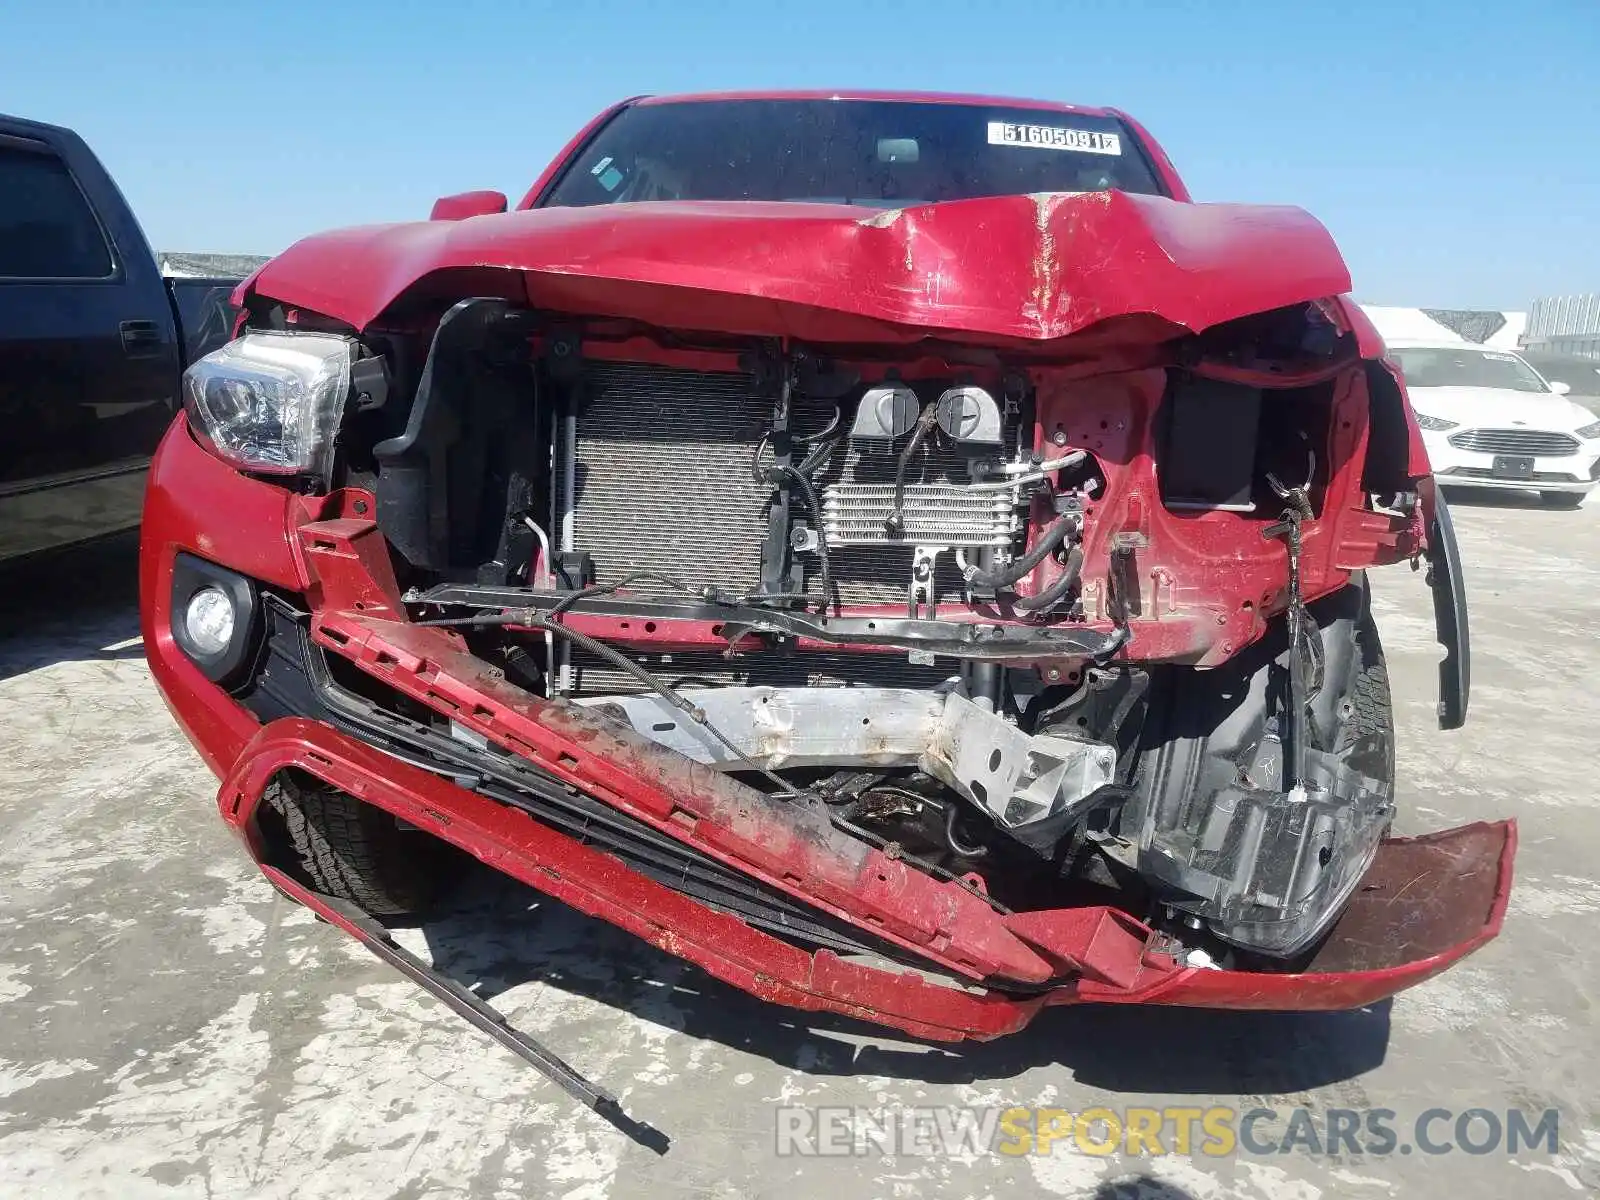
[1358,305,1525,350]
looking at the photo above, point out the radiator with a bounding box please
[566,362,997,609]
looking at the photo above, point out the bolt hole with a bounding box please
[644,621,657,633]
[1318,846,1333,867]
[862,717,871,726]
[988,749,1002,771]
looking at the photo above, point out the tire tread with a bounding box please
[265,775,435,917]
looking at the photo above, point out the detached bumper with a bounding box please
[143,418,1517,1042]
[219,714,1514,1038]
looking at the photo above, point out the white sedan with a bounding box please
[1391,340,1600,508]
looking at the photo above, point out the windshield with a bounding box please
[540,99,1165,208]
[1392,347,1551,394]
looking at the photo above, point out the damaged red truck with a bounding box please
[142,92,1511,1044]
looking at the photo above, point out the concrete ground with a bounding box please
[1,492,1597,1200]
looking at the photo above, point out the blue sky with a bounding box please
[3,0,1595,308]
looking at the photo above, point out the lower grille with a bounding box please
[1447,428,1580,456]
[568,362,1003,607]
[1443,467,1581,483]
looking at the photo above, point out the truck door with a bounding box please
[0,131,182,561]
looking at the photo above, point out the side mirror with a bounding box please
[1549,380,1572,396]
[430,190,508,221]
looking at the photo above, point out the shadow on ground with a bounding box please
[1093,1181,1201,1200]
[0,534,143,682]
[414,862,1390,1101]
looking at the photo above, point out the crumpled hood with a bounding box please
[243,190,1354,346]
[1408,385,1597,434]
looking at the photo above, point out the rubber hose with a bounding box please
[884,404,940,535]
[965,515,1076,588]
[797,431,841,477]
[1012,545,1085,613]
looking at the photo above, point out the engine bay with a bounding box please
[290,292,1415,965]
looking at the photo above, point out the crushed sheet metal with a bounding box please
[241,189,1352,342]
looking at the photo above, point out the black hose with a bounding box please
[883,403,940,536]
[964,515,1076,589]
[1012,545,1085,613]
[797,430,841,477]
[793,405,841,444]
[780,464,833,617]
[751,425,837,615]
[547,571,696,618]
[944,804,990,859]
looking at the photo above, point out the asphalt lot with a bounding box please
[1,491,1597,1199]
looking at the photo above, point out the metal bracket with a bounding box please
[909,544,942,618]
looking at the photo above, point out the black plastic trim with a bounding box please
[1427,489,1470,730]
[236,601,912,962]
[169,552,261,688]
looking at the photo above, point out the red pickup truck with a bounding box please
[143,91,1505,1045]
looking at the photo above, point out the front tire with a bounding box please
[265,774,455,919]
[1334,600,1395,810]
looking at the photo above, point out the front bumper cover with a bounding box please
[224,714,1515,1041]
[143,419,1516,1042]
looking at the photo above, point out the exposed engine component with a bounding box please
[821,482,1020,546]
[554,358,1085,616]
[923,692,1115,830]
[573,684,1117,842]
[848,383,919,440]
[934,385,1003,446]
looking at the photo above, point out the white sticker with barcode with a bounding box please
[987,122,1122,155]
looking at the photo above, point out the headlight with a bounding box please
[183,331,355,478]
[1414,412,1459,432]
[1577,419,1600,440]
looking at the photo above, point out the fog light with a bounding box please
[184,586,236,657]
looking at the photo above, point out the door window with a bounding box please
[0,142,114,279]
